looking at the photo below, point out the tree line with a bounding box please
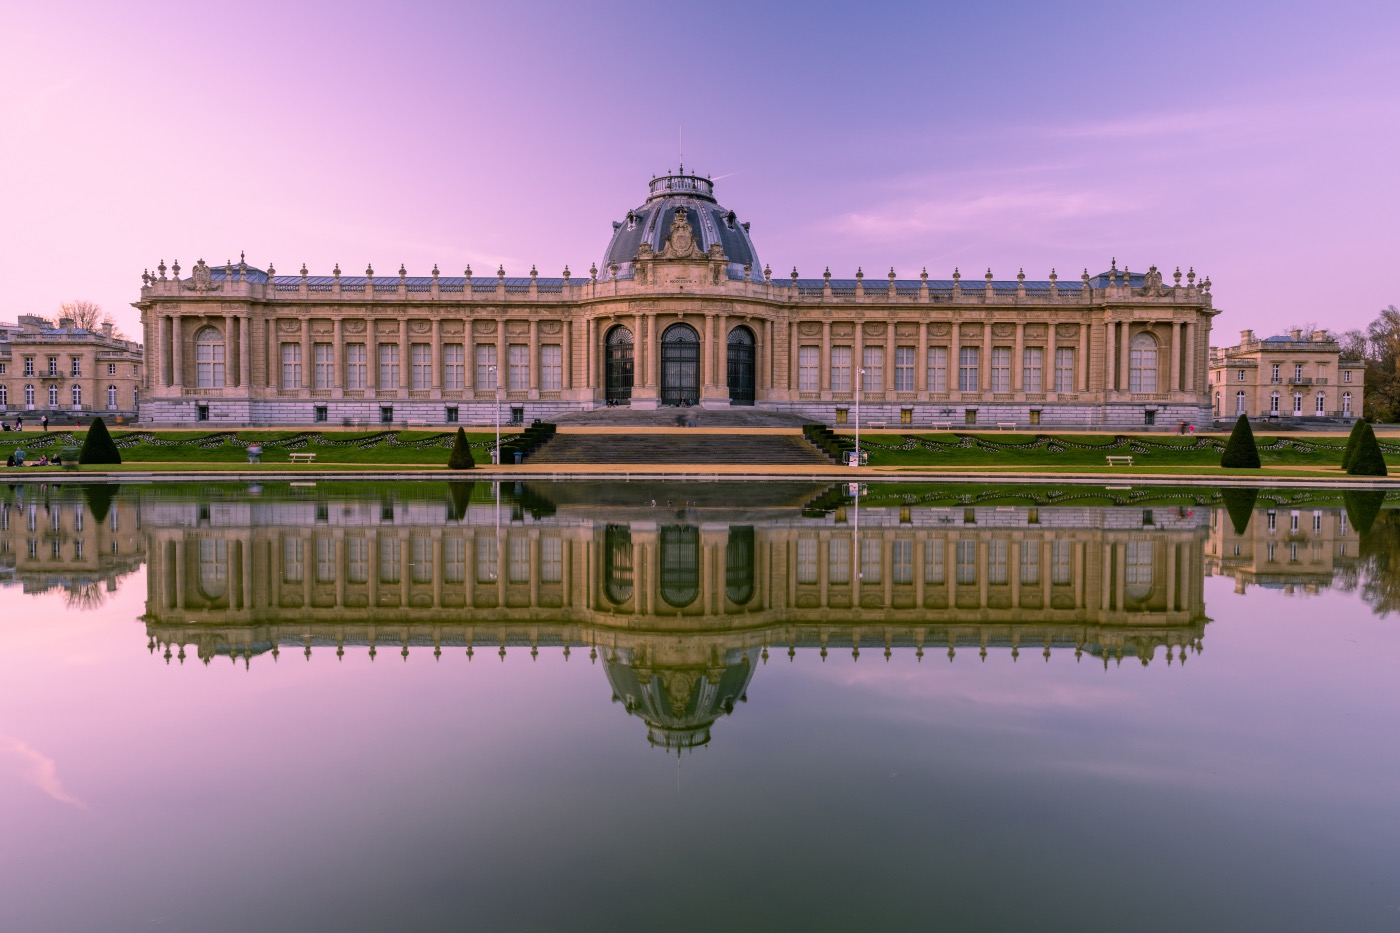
[1337,304,1400,422]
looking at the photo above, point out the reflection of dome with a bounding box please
[601,171,761,282]
[603,645,758,750]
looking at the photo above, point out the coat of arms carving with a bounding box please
[658,208,705,260]
[184,259,218,292]
[1136,265,1171,297]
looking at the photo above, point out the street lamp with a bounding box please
[488,364,501,465]
[853,367,866,468]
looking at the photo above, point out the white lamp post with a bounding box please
[853,367,865,468]
[488,364,501,465]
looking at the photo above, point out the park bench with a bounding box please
[1105,455,1134,467]
[866,421,887,430]
[997,422,1017,431]
[288,452,317,465]
[930,421,952,430]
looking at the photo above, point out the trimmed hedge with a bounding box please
[448,427,475,469]
[78,417,122,465]
[1340,418,1367,471]
[803,423,855,463]
[1219,414,1261,469]
[1347,422,1388,476]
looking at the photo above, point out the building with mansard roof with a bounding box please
[134,170,1219,429]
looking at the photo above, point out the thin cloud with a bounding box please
[0,735,86,809]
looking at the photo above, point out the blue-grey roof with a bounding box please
[601,173,762,281]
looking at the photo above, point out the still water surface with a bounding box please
[1,480,1397,932]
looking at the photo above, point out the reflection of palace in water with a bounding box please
[1204,504,1358,595]
[132,482,1209,750]
[0,481,1210,750]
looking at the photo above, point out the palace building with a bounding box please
[135,170,1219,428]
[1208,328,1364,421]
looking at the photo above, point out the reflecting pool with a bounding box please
[1,480,1397,932]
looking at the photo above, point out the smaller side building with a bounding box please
[1208,328,1363,421]
[0,315,144,424]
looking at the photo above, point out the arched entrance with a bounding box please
[605,325,634,405]
[660,525,700,608]
[727,326,756,406]
[660,323,700,406]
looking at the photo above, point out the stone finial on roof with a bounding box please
[589,262,597,282]
[300,263,309,278]
[1173,266,1182,287]
[744,262,752,283]
[855,266,863,280]
[952,267,960,282]
[365,264,374,278]
[497,265,505,280]
[431,263,440,280]
[529,265,537,280]
[332,263,341,279]
[763,264,771,283]
[562,265,570,280]
[1082,269,1090,286]
[1187,266,1196,286]
[888,267,896,281]
[398,264,407,280]
[267,262,275,277]
[1017,268,1025,282]
[791,266,799,283]
[920,267,928,282]
[224,259,233,278]
[1049,268,1058,284]
[823,266,831,281]
[1202,275,1211,292]
[985,268,993,281]
[158,259,167,280]
[142,269,150,286]
[465,264,473,281]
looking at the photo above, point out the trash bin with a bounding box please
[513,451,523,464]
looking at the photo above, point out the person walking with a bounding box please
[40,415,47,432]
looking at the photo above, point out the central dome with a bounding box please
[601,170,761,281]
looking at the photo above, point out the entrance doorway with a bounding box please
[727,326,756,405]
[660,323,700,406]
[605,325,634,405]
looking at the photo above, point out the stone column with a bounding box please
[332,319,343,390]
[463,319,474,391]
[917,322,928,392]
[562,317,572,390]
[301,322,312,390]
[528,319,539,392]
[1103,321,1115,392]
[160,315,172,387]
[884,322,895,392]
[647,313,659,388]
[1046,322,1058,394]
[1184,321,1196,393]
[821,321,831,391]
[1013,323,1025,392]
[433,319,443,391]
[980,323,992,392]
[240,315,252,389]
[1119,322,1131,392]
[1078,322,1089,391]
[717,314,728,395]
[1170,321,1182,392]
[171,316,184,389]
[950,322,961,393]
[398,319,409,390]
[854,325,866,393]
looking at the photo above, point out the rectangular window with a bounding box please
[988,539,1008,584]
[314,406,328,422]
[280,343,302,388]
[313,343,334,389]
[346,538,369,584]
[1019,540,1040,584]
[507,344,529,390]
[894,346,915,391]
[23,357,33,377]
[107,363,115,376]
[541,536,563,584]
[1054,347,1075,392]
[1022,347,1043,392]
[410,343,432,389]
[315,537,336,584]
[892,539,913,584]
[862,347,884,391]
[900,408,913,425]
[282,536,304,584]
[508,536,530,583]
[443,344,465,389]
[379,537,401,584]
[444,537,466,584]
[345,343,366,389]
[925,539,945,584]
[828,538,850,584]
[476,538,498,582]
[958,347,979,392]
[1270,363,1280,383]
[1029,409,1041,426]
[70,357,81,377]
[378,343,400,388]
[1294,363,1303,381]
[964,408,977,425]
[796,537,818,584]
[830,347,852,392]
[411,536,433,583]
[445,406,459,423]
[1344,370,1352,383]
[1237,369,1245,381]
[860,537,882,584]
[927,346,948,392]
[540,344,562,391]
[380,406,394,423]
[798,346,819,392]
[990,347,1011,392]
[1051,541,1072,584]
[955,540,977,584]
[476,344,498,388]
[834,408,848,425]
[47,357,58,376]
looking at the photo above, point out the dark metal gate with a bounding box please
[661,323,700,406]
[727,326,756,406]
[605,326,633,405]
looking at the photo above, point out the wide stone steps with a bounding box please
[529,432,830,465]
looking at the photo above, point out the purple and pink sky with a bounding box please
[3,0,1397,342]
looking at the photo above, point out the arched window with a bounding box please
[1125,540,1154,602]
[195,326,226,388]
[604,326,634,405]
[1342,392,1353,416]
[47,385,58,408]
[1236,390,1246,415]
[659,525,700,608]
[197,538,228,601]
[1316,392,1326,415]
[24,385,34,409]
[71,385,82,408]
[1128,333,1158,393]
[107,385,118,409]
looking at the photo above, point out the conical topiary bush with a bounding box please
[1342,489,1387,535]
[1340,418,1367,471]
[1347,422,1388,477]
[447,427,475,470]
[1220,487,1259,535]
[78,417,121,465]
[1219,414,1261,469]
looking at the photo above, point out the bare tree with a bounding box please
[59,300,125,338]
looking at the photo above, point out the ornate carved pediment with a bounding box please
[505,321,530,337]
[539,320,563,335]
[928,323,950,337]
[343,319,367,335]
[1023,324,1047,339]
[473,320,497,335]
[1055,323,1080,339]
[183,259,218,292]
[441,321,465,336]
[408,320,432,335]
[864,323,886,338]
[992,322,1015,338]
[799,322,821,336]
[657,208,707,260]
[1136,265,1171,297]
[277,319,301,334]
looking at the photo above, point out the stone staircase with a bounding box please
[528,432,831,466]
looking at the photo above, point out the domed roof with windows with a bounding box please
[601,168,761,282]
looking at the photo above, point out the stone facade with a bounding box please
[0,315,143,424]
[1208,328,1363,420]
[135,173,1219,429]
